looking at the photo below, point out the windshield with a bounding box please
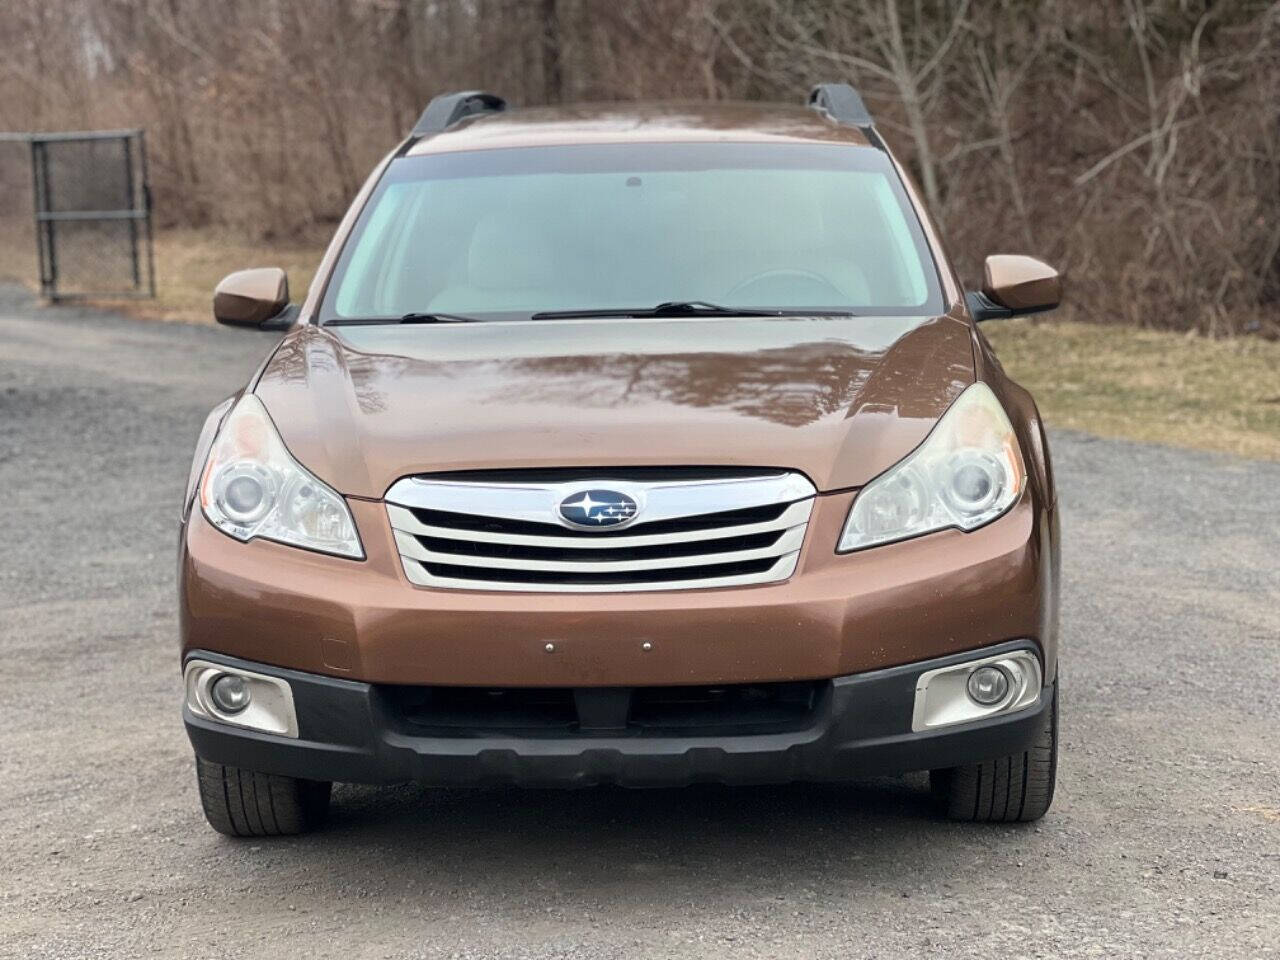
[321,142,944,323]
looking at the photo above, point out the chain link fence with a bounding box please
[0,130,154,301]
[0,137,36,291]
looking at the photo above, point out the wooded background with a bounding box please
[2,0,1277,335]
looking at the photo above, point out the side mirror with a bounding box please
[965,255,1062,321]
[213,268,294,330]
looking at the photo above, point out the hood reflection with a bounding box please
[443,345,875,428]
[273,315,971,427]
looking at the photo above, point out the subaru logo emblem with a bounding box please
[558,489,638,528]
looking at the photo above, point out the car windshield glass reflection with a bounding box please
[321,142,944,323]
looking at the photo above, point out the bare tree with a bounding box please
[1,0,1276,335]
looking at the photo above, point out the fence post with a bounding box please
[139,130,156,299]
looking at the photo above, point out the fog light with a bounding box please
[185,660,299,738]
[912,648,1041,732]
[210,673,251,714]
[966,665,1010,705]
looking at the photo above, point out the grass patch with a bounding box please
[985,318,1280,461]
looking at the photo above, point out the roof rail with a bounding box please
[411,90,506,137]
[807,83,874,129]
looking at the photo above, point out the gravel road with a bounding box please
[1,288,1277,959]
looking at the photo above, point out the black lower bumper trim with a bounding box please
[184,642,1051,787]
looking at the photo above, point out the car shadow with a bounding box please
[256,774,1012,898]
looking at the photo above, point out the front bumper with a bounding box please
[184,642,1052,787]
[180,492,1057,688]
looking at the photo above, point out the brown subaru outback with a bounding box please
[182,84,1062,836]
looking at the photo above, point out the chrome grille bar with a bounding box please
[385,472,815,525]
[384,471,816,593]
[392,525,807,573]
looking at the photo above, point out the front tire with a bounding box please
[195,756,331,837]
[929,678,1058,822]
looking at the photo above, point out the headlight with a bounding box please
[839,382,1025,552]
[198,395,364,559]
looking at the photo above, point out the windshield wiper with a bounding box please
[530,301,858,320]
[398,311,482,324]
[531,301,779,320]
[326,311,481,326]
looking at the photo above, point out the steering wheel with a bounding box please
[725,268,849,305]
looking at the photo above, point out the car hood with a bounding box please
[254,313,975,498]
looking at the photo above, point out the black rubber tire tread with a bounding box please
[195,756,331,837]
[930,678,1058,823]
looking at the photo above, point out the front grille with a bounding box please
[384,470,816,592]
[380,681,826,737]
